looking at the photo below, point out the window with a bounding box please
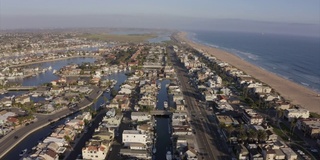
[96,155,98,158]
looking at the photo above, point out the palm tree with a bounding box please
[257,130,267,142]
[290,118,298,135]
[237,124,247,142]
[238,132,248,143]
[219,122,227,129]
[276,109,284,120]
[248,129,258,142]
[225,125,235,143]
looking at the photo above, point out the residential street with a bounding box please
[169,46,231,160]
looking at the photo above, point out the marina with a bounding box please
[1,57,128,160]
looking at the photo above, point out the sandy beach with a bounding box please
[176,32,320,114]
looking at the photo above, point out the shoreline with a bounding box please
[187,33,320,94]
[176,32,320,114]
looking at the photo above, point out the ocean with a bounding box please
[188,31,320,93]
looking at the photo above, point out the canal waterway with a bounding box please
[155,79,172,160]
[1,57,128,160]
[22,57,95,86]
[0,58,95,99]
[2,72,127,160]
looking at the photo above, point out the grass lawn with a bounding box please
[272,125,289,141]
[272,122,303,142]
[81,33,157,43]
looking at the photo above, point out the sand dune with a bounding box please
[176,32,320,114]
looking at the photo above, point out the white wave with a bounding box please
[301,74,320,84]
[301,82,310,86]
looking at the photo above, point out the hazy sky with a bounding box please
[0,0,319,36]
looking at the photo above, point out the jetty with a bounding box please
[7,86,37,91]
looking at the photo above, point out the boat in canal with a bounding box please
[164,101,168,109]
[45,96,53,101]
[166,151,172,160]
[19,149,27,156]
[152,147,157,154]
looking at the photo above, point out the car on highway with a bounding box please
[14,135,19,139]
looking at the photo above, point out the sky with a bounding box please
[0,0,319,36]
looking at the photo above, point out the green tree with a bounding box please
[248,129,258,142]
[276,109,284,120]
[110,89,118,97]
[238,132,248,143]
[257,130,268,142]
[290,118,298,135]
[64,135,72,144]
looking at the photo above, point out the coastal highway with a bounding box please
[0,86,102,159]
[169,46,230,160]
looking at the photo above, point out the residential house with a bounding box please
[0,97,12,107]
[176,100,185,111]
[0,111,16,125]
[184,149,197,160]
[29,148,59,160]
[297,118,320,138]
[280,147,298,160]
[65,119,84,130]
[102,114,122,130]
[15,95,30,104]
[50,87,63,95]
[122,130,150,147]
[242,109,264,125]
[284,108,310,121]
[93,127,114,141]
[131,112,151,122]
[236,144,249,160]
[266,130,278,142]
[216,115,235,127]
[120,149,151,159]
[82,139,110,160]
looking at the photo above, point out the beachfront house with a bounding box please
[242,109,264,125]
[284,108,310,121]
[297,118,320,138]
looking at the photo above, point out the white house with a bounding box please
[82,139,110,160]
[184,150,197,160]
[122,130,150,146]
[284,108,310,121]
[0,111,16,125]
[242,109,264,125]
[118,88,132,95]
[131,112,151,122]
[15,95,30,104]
[280,147,298,160]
